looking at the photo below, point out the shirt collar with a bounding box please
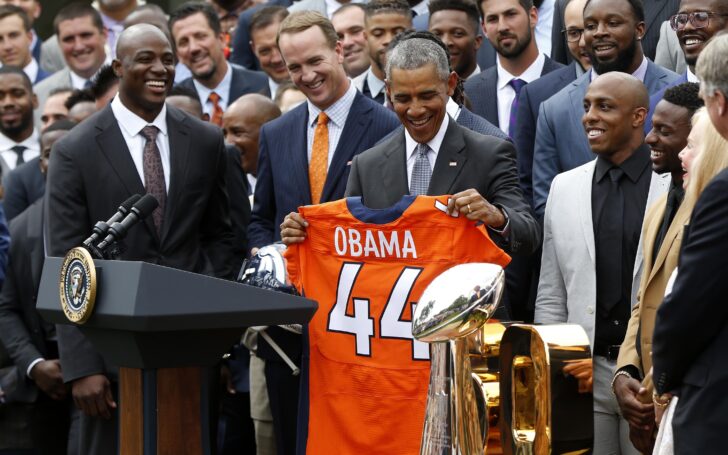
[269,78,280,98]
[23,58,39,83]
[591,55,649,82]
[496,53,546,90]
[193,62,233,104]
[0,129,40,151]
[445,97,461,119]
[366,68,386,97]
[405,113,450,158]
[307,79,357,129]
[594,143,651,183]
[466,64,481,80]
[687,67,699,83]
[111,95,168,139]
[411,0,430,16]
[324,0,343,18]
[30,29,38,51]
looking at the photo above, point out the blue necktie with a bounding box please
[508,78,527,136]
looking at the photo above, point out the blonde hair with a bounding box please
[276,11,338,49]
[683,108,728,211]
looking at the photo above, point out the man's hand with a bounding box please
[613,374,654,430]
[562,359,593,393]
[447,189,506,229]
[30,359,67,400]
[654,392,673,426]
[280,212,308,245]
[72,374,117,419]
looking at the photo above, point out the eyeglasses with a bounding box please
[562,28,584,42]
[669,11,728,31]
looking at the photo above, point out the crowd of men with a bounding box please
[0,0,727,453]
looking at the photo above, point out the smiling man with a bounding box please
[46,23,235,455]
[536,71,670,455]
[331,3,370,78]
[249,6,290,98]
[0,67,38,178]
[171,1,269,126]
[428,0,483,79]
[0,5,48,84]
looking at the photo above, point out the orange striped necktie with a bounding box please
[208,91,224,126]
[309,112,329,204]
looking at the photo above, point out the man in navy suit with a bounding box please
[532,0,680,217]
[248,11,399,455]
[170,2,269,126]
[0,5,49,85]
[465,0,563,136]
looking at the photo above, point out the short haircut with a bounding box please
[365,0,412,20]
[277,11,339,49]
[169,1,221,36]
[332,3,367,20]
[662,82,704,117]
[250,6,289,36]
[64,88,95,110]
[697,33,728,100]
[54,2,104,36]
[43,119,77,134]
[429,0,480,32]
[0,4,31,32]
[274,80,300,105]
[386,36,450,82]
[0,65,32,90]
[90,64,119,100]
[168,84,203,108]
[477,0,534,18]
[583,0,644,23]
[49,86,73,97]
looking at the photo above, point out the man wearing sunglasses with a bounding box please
[647,0,728,131]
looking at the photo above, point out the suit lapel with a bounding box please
[380,130,409,203]
[428,118,467,195]
[321,93,371,202]
[29,201,44,290]
[649,192,691,283]
[568,74,592,156]
[95,107,157,240]
[641,195,667,281]
[482,68,499,127]
[578,160,596,264]
[160,107,192,242]
[290,105,313,203]
[632,171,670,280]
[643,60,668,94]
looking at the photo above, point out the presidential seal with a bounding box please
[59,247,98,324]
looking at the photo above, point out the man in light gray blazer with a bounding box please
[531,0,680,217]
[535,73,669,454]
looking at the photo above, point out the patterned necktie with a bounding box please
[309,112,329,204]
[10,145,26,166]
[208,92,224,126]
[140,125,167,234]
[508,78,527,136]
[410,143,432,196]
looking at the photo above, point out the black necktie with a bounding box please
[362,78,385,105]
[11,145,26,166]
[596,167,624,317]
[652,185,683,262]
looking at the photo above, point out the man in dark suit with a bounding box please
[0,120,75,455]
[652,33,728,455]
[45,24,235,455]
[249,11,399,454]
[465,0,563,136]
[171,2,270,127]
[532,0,680,217]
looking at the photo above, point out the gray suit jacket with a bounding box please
[535,158,670,346]
[288,0,327,14]
[39,35,65,74]
[345,117,540,255]
[654,20,687,75]
[532,60,680,217]
[32,68,72,127]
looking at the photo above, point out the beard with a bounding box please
[588,36,638,74]
[192,60,218,81]
[494,27,532,59]
[0,109,33,139]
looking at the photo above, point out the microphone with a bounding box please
[96,194,159,253]
[83,194,142,250]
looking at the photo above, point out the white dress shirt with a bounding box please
[687,67,699,83]
[194,62,233,117]
[23,58,39,84]
[411,0,430,16]
[0,130,40,170]
[445,97,462,121]
[269,78,280,99]
[466,64,481,80]
[306,81,357,167]
[591,55,649,82]
[404,114,449,188]
[111,96,171,191]
[496,52,545,136]
[69,70,91,90]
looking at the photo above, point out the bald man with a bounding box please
[535,72,669,454]
[46,24,235,455]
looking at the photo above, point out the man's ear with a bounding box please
[446,71,458,97]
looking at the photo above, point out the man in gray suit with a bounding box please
[532,0,680,217]
[33,4,109,127]
[535,73,669,454]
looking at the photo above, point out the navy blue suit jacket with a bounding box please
[645,72,689,133]
[230,0,292,70]
[176,63,270,105]
[34,67,51,85]
[464,56,564,128]
[249,91,400,249]
[2,157,45,222]
[514,62,579,207]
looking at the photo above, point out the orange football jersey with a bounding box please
[285,195,510,455]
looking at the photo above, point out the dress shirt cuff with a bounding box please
[488,205,511,240]
[26,357,45,379]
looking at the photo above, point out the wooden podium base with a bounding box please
[120,367,209,455]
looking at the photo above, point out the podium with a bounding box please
[37,257,317,455]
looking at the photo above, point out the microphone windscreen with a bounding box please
[120,194,142,212]
[135,194,160,218]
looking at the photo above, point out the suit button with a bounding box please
[587,306,594,314]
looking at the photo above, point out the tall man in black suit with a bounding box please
[0,119,75,455]
[465,0,562,136]
[171,2,270,126]
[46,24,235,455]
[652,33,728,455]
[249,11,400,454]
